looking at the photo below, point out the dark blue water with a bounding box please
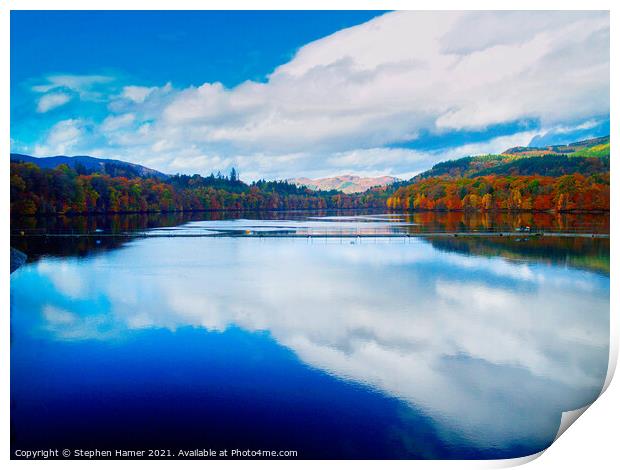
[10,218,610,459]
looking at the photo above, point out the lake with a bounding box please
[10,211,610,459]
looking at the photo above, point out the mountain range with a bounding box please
[11,134,609,190]
[288,175,399,194]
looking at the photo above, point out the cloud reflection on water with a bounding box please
[13,236,609,453]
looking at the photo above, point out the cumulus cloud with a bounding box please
[154,11,607,145]
[33,119,85,156]
[36,92,72,113]
[26,11,609,179]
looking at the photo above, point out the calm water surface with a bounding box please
[10,212,610,459]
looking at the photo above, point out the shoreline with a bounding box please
[9,208,612,218]
[10,231,610,239]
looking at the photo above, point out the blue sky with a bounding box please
[11,11,610,180]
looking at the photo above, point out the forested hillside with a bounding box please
[10,136,610,215]
[386,174,609,212]
[10,162,387,215]
[387,136,610,212]
[410,136,609,181]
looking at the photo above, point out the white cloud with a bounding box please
[33,119,85,156]
[546,119,602,135]
[32,74,113,91]
[122,85,158,103]
[154,11,607,145]
[320,130,542,179]
[29,11,609,178]
[100,113,135,132]
[32,74,114,100]
[36,92,72,113]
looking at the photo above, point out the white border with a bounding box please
[2,1,617,468]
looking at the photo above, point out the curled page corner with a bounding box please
[542,343,618,456]
[548,345,617,448]
[492,347,618,469]
[490,410,592,470]
[554,404,591,442]
[541,346,618,453]
[490,406,592,470]
[488,450,545,468]
[601,337,618,395]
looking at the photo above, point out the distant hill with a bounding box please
[502,136,610,157]
[10,153,168,180]
[410,135,610,182]
[289,175,399,194]
[387,135,610,213]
